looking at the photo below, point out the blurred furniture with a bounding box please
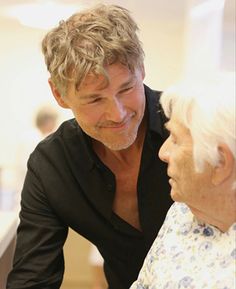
[0,211,18,289]
[61,229,107,289]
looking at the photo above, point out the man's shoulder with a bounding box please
[29,118,87,164]
[39,118,80,146]
[54,118,80,138]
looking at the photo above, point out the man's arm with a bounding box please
[7,158,68,289]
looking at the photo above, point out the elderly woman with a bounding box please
[130,75,236,289]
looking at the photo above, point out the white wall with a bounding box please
[0,20,52,167]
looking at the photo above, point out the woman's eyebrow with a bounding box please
[165,121,178,138]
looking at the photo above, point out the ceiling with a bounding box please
[0,0,234,25]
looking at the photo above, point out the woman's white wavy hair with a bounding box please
[160,73,235,174]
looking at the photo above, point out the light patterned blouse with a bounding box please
[130,202,236,289]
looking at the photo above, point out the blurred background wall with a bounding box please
[0,0,234,288]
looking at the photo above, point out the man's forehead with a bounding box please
[80,73,107,89]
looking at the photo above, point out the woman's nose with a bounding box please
[158,138,170,163]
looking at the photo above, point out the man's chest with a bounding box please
[113,168,141,230]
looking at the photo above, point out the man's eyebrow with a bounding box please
[119,77,135,89]
[79,77,135,100]
[79,93,102,100]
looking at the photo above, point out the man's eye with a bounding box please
[119,86,133,94]
[88,98,102,104]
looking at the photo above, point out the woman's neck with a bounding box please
[189,199,236,233]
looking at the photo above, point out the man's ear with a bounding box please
[141,64,146,80]
[48,79,69,109]
[212,144,235,186]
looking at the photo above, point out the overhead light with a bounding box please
[2,1,86,30]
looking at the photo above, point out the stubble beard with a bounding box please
[92,115,142,151]
[101,129,139,151]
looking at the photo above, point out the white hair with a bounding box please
[160,73,236,173]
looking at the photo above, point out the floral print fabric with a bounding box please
[130,202,236,289]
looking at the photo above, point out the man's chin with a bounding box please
[100,134,137,151]
[103,140,135,151]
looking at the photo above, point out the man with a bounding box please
[130,75,236,288]
[7,4,172,289]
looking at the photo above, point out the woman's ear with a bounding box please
[48,79,69,109]
[212,144,235,186]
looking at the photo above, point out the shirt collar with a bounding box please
[144,84,167,137]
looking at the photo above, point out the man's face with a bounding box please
[63,63,146,150]
[158,115,214,209]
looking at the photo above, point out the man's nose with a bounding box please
[158,138,170,163]
[106,97,126,123]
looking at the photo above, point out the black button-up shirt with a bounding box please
[7,85,173,289]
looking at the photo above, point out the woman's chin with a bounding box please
[170,189,181,202]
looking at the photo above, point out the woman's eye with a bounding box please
[170,134,177,145]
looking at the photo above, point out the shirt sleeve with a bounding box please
[6,156,68,289]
